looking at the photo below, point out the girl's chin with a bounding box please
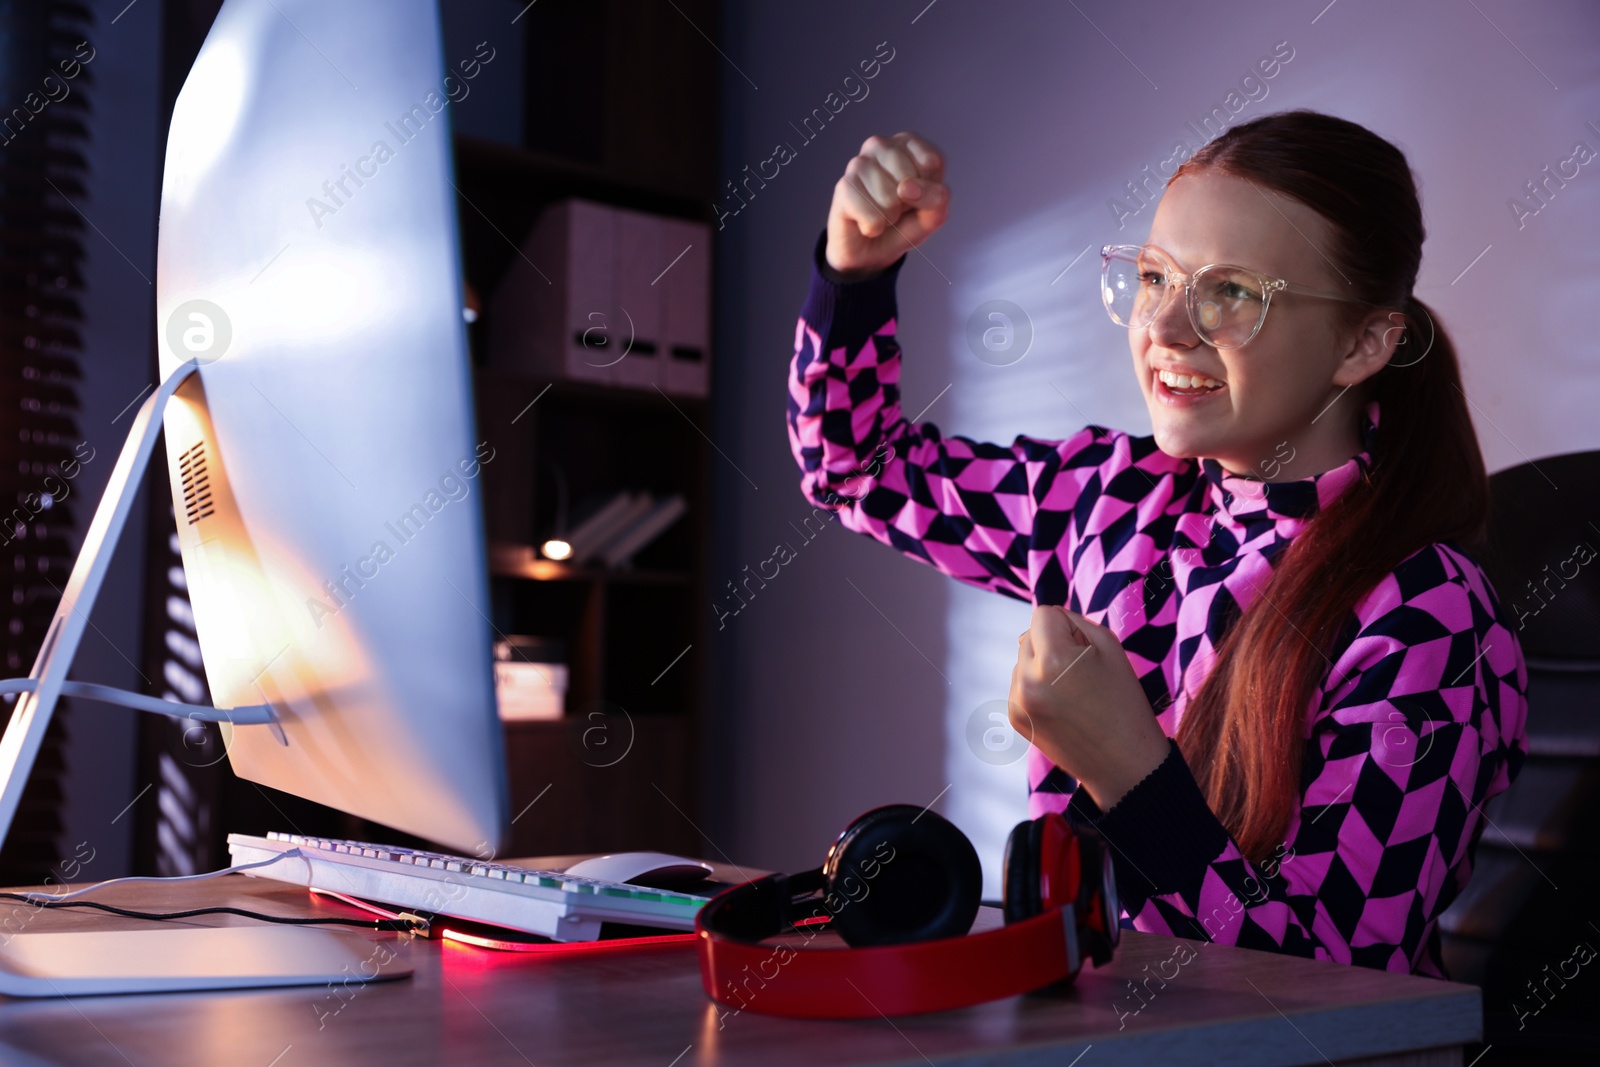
[1150,423,1215,462]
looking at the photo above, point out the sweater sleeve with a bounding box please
[1065,543,1529,975]
[786,227,1119,603]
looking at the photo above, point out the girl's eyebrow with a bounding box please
[1150,242,1284,275]
[1144,242,1195,270]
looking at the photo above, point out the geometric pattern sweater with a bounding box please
[785,228,1529,978]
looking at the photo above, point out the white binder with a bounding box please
[489,198,710,397]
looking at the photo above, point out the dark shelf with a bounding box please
[489,544,690,586]
[454,135,709,223]
[456,0,717,859]
[498,374,711,414]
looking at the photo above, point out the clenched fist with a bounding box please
[825,131,951,281]
[1010,604,1173,812]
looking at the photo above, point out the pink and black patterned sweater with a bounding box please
[786,228,1528,977]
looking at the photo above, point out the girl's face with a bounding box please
[1131,167,1388,480]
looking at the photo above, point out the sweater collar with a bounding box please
[1201,399,1379,522]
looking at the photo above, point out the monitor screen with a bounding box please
[153,0,506,854]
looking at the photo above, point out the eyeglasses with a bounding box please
[1099,244,1371,349]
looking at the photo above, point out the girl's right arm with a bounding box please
[787,225,1121,604]
[784,129,1126,604]
[787,131,1126,604]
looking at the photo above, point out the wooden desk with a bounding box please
[0,859,1479,1066]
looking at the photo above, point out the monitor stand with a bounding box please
[0,361,282,834]
[0,359,403,996]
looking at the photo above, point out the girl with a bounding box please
[785,110,1528,977]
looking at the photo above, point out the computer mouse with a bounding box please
[563,851,715,888]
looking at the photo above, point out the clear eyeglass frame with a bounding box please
[1099,243,1373,350]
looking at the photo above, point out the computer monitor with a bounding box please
[151,0,506,854]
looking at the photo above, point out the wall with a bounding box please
[708,0,1600,896]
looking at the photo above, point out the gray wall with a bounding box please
[708,0,1600,896]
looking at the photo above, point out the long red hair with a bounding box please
[1168,110,1490,862]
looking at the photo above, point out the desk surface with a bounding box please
[0,857,1478,1067]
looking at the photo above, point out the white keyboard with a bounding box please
[226,832,714,942]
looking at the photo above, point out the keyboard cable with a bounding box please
[0,850,429,933]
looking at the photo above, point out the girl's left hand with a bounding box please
[1010,604,1172,811]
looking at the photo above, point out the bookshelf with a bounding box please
[455,0,720,859]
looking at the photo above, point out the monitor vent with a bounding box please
[178,442,216,525]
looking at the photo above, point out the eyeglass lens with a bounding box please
[1102,247,1267,348]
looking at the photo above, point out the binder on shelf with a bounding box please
[487,198,711,397]
[613,208,662,391]
[489,199,614,387]
[599,493,688,569]
[658,215,710,398]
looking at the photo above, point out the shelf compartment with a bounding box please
[502,715,697,857]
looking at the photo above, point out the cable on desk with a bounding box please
[0,849,429,933]
[0,894,428,933]
[7,850,306,904]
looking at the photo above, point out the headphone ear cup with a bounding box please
[1001,817,1045,924]
[1025,814,1118,969]
[821,804,980,948]
[1072,829,1119,967]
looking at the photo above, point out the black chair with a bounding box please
[1436,449,1600,1060]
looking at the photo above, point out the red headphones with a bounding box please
[695,804,1120,1019]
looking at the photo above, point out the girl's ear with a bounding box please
[1334,306,1404,387]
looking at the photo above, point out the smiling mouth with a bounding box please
[1153,368,1226,396]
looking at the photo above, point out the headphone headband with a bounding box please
[696,883,1078,1019]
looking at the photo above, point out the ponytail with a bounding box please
[1169,112,1490,862]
